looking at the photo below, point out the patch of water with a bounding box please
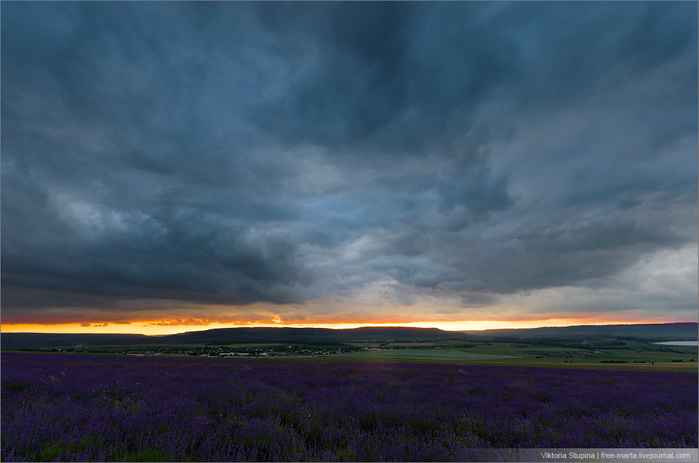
[652,341,698,346]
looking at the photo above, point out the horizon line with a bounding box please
[3,319,697,337]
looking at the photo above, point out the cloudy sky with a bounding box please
[2,2,697,334]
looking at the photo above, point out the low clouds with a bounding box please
[2,2,697,325]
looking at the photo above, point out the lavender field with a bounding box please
[2,353,696,461]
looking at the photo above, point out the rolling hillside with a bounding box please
[3,323,696,349]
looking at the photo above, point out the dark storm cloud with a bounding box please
[251,1,521,157]
[2,2,697,319]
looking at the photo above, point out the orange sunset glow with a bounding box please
[2,316,685,336]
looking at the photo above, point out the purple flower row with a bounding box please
[2,353,696,461]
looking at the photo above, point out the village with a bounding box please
[121,344,359,358]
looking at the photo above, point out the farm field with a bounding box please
[2,353,696,461]
[450,345,699,370]
[5,338,697,373]
[333,349,517,361]
[319,344,697,372]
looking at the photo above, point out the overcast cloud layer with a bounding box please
[2,2,697,326]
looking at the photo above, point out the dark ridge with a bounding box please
[2,323,696,349]
[464,322,698,341]
[1,333,154,349]
[165,326,456,344]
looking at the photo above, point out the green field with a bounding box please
[316,344,698,372]
[463,344,698,364]
[333,348,517,361]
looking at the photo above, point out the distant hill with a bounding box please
[465,322,698,341]
[2,322,696,349]
[137,326,453,345]
[1,327,456,349]
[1,333,155,349]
